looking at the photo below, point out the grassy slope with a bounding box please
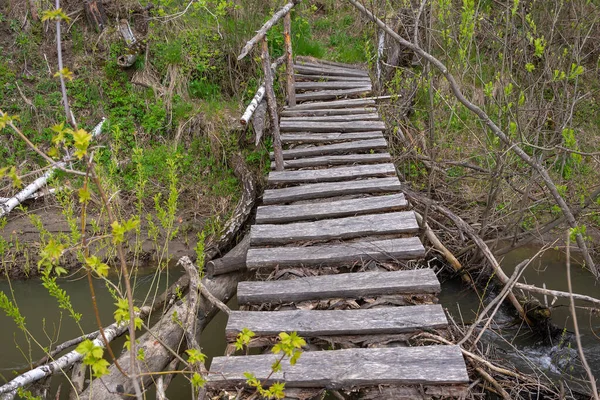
[0,0,371,275]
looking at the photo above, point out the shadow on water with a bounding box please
[440,245,600,393]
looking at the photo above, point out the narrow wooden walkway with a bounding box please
[208,58,469,398]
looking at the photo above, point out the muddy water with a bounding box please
[1,246,599,397]
[440,246,600,392]
[0,268,234,399]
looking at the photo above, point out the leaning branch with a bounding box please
[347,0,597,276]
[237,0,301,61]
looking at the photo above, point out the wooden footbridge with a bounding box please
[206,3,470,398]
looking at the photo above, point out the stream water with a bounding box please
[0,246,599,398]
[440,245,600,394]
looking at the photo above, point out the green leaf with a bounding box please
[41,8,70,22]
[78,187,91,203]
[191,372,206,389]
[186,348,206,365]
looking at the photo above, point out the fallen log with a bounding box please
[206,234,250,278]
[204,153,256,261]
[80,266,246,399]
[0,273,189,398]
[117,20,139,68]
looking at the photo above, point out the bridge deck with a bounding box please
[207,58,469,398]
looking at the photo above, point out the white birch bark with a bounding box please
[240,86,266,125]
[0,319,128,399]
[0,118,105,219]
[377,29,385,82]
[240,56,285,125]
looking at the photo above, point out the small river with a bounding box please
[0,246,599,398]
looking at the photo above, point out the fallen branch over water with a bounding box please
[0,273,189,398]
[403,186,530,322]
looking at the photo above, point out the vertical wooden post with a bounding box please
[283,12,296,107]
[261,38,284,171]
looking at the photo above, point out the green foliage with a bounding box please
[235,327,256,351]
[75,339,110,377]
[114,297,143,330]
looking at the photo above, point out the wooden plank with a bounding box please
[255,194,408,224]
[296,56,365,70]
[280,107,376,117]
[295,73,371,82]
[295,60,368,75]
[246,237,425,269]
[295,87,372,102]
[226,304,447,339]
[262,176,400,204]
[281,131,383,144]
[250,211,419,246]
[281,113,381,122]
[286,98,376,110]
[296,81,373,91]
[280,120,385,133]
[270,139,388,160]
[294,64,368,77]
[238,268,439,304]
[270,153,392,169]
[268,163,395,185]
[207,345,470,389]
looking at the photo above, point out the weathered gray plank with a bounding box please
[262,176,400,204]
[270,153,392,169]
[207,345,470,389]
[296,81,373,91]
[281,113,381,122]
[267,163,395,185]
[281,131,383,144]
[238,268,439,304]
[225,304,447,339]
[295,60,369,74]
[246,237,425,269]
[296,87,372,102]
[280,120,385,133]
[294,64,368,77]
[296,56,365,70]
[250,211,419,246]
[255,194,407,224]
[286,98,376,110]
[280,107,377,117]
[294,73,371,82]
[270,139,388,160]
